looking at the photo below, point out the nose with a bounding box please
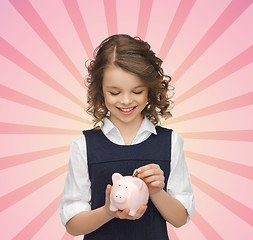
[120,93,132,105]
[114,191,126,203]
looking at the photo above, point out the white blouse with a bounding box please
[60,117,195,226]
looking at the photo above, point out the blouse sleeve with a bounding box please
[166,132,195,223]
[59,136,92,226]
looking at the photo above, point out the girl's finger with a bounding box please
[138,163,160,173]
[116,208,130,219]
[138,168,163,179]
[105,184,112,205]
[116,205,147,220]
[134,205,147,219]
[149,180,164,187]
[106,185,111,196]
[141,174,164,185]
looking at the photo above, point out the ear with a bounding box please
[112,173,123,183]
[132,177,143,190]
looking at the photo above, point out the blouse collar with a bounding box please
[102,117,157,137]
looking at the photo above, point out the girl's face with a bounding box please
[102,66,148,128]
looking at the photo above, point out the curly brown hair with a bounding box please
[86,34,174,128]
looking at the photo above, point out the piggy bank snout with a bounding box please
[113,191,126,203]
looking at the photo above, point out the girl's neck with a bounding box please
[109,116,143,145]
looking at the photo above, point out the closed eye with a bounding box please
[110,92,120,96]
[133,91,143,94]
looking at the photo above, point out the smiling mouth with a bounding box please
[116,106,137,112]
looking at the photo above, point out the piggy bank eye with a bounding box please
[125,186,128,189]
[119,184,121,187]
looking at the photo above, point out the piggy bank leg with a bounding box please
[128,209,137,217]
[109,205,118,212]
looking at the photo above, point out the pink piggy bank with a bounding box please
[109,173,149,216]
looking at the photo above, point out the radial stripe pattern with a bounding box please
[1,0,253,239]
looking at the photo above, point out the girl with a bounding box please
[60,34,194,239]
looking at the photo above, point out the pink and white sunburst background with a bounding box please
[1,0,253,239]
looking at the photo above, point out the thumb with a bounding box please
[105,184,112,205]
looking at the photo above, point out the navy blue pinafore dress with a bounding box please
[83,126,172,240]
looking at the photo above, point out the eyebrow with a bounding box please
[105,85,146,89]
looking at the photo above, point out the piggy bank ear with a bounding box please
[132,177,143,190]
[112,173,123,183]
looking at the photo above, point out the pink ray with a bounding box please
[9,0,86,88]
[0,84,88,122]
[167,224,179,240]
[136,0,153,40]
[191,175,253,227]
[185,151,253,180]
[61,232,74,240]
[0,122,80,135]
[158,0,196,60]
[103,0,117,36]
[0,146,69,170]
[180,130,253,142]
[0,165,67,212]
[163,92,253,125]
[12,194,62,240]
[191,210,223,239]
[62,0,93,59]
[0,37,84,108]
[172,0,253,82]
[175,45,253,105]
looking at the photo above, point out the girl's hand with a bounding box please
[137,164,165,196]
[104,184,147,220]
